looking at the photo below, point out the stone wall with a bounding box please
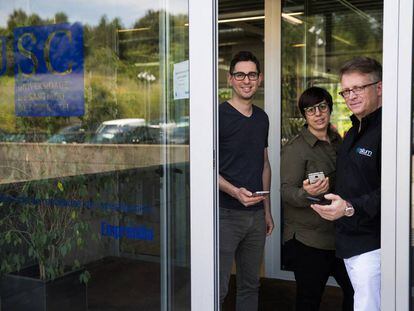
[0,143,189,183]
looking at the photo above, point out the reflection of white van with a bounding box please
[90,119,151,144]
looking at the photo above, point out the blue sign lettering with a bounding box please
[0,194,151,215]
[14,23,84,117]
[100,221,154,241]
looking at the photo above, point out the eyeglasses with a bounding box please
[231,71,259,81]
[303,101,329,116]
[338,81,380,99]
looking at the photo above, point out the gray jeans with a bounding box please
[219,207,266,311]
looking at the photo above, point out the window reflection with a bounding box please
[0,1,190,310]
[0,7,189,145]
[281,0,383,143]
[218,0,264,109]
[280,0,383,275]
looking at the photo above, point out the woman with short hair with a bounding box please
[281,86,354,311]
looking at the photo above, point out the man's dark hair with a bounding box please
[229,51,261,74]
[298,86,333,118]
[339,57,382,82]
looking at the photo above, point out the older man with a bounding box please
[311,57,382,311]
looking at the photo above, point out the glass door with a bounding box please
[0,1,190,310]
[276,0,383,280]
[280,0,383,142]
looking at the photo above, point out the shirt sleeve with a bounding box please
[264,114,269,148]
[281,142,310,208]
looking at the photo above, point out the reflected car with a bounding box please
[89,119,155,144]
[47,124,88,144]
[169,124,189,144]
[0,132,48,143]
[147,119,189,144]
[177,116,189,126]
[147,122,177,144]
[0,133,25,142]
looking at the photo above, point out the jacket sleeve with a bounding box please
[348,188,381,219]
[280,143,310,208]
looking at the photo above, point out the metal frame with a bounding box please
[382,0,414,309]
[159,2,170,310]
[395,0,412,303]
[395,2,414,309]
[188,0,414,309]
[264,0,334,283]
[189,0,219,310]
[381,0,398,306]
[264,0,291,280]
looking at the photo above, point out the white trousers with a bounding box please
[344,249,381,311]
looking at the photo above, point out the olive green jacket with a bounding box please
[281,126,342,250]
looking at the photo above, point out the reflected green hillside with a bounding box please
[0,9,188,140]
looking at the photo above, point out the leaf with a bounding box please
[59,245,68,257]
[79,270,91,284]
[73,259,80,269]
[5,231,11,243]
[57,181,64,192]
[13,237,22,246]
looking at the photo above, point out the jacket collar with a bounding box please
[350,107,382,131]
[301,125,339,147]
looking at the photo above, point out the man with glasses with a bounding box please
[311,57,382,311]
[219,51,274,310]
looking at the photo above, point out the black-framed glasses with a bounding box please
[338,81,380,99]
[231,71,259,81]
[303,101,329,116]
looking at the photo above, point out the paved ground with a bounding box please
[85,257,343,310]
[224,275,344,311]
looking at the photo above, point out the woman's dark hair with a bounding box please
[298,86,333,118]
[229,51,261,74]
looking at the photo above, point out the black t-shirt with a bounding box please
[219,101,269,210]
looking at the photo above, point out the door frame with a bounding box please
[189,0,414,309]
[189,0,219,310]
[382,0,413,310]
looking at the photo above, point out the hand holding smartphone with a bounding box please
[308,172,325,184]
[252,190,270,197]
[306,196,331,205]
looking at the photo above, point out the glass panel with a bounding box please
[161,2,190,309]
[218,0,264,108]
[281,0,383,143]
[0,1,189,310]
[411,5,414,306]
[280,0,383,270]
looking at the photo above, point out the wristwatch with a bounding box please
[344,201,355,217]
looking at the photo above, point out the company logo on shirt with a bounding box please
[356,147,373,157]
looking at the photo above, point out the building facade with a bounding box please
[0,0,412,310]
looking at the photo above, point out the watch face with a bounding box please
[345,207,354,217]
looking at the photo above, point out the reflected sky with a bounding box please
[0,0,187,28]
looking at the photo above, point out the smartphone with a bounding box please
[252,191,270,197]
[308,172,325,184]
[306,196,331,205]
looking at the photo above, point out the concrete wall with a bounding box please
[0,143,189,183]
